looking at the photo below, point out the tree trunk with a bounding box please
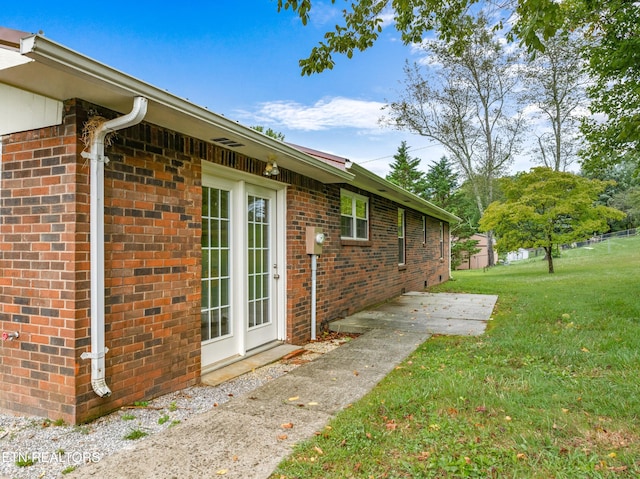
[544,246,555,273]
[486,230,496,267]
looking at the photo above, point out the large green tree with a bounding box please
[385,141,427,197]
[579,0,640,175]
[276,0,566,75]
[479,167,625,273]
[383,16,524,266]
[276,0,640,173]
[584,157,640,230]
[521,32,588,172]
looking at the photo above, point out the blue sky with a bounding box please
[3,1,531,177]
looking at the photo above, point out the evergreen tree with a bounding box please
[424,157,459,209]
[385,141,427,197]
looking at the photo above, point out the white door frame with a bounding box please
[201,161,287,370]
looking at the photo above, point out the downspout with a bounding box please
[310,254,317,341]
[80,97,148,397]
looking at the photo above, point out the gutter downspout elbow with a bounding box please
[81,97,148,398]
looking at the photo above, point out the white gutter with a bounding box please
[17,34,353,184]
[80,97,148,397]
[345,161,461,223]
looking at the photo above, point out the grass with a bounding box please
[272,236,640,478]
[123,429,148,440]
[15,457,36,467]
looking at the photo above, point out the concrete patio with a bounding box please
[68,292,497,479]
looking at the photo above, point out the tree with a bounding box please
[479,167,625,273]
[277,0,639,174]
[385,141,427,197]
[276,0,568,75]
[583,157,640,230]
[579,0,640,175]
[251,125,285,141]
[383,15,525,266]
[521,32,588,171]
[451,238,481,270]
[609,187,640,230]
[424,157,480,269]
[424,156,459,208]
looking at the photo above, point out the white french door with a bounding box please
[201,170,283,371]
[201,179,237,366]
[245,185,278,350]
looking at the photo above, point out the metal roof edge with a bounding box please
[19,34,354,183]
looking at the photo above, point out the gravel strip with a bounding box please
[0,338,350,479]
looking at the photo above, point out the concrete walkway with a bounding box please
[70,292,497,479]
[330,292,497,336]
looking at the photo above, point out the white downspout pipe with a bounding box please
[310,254,317,341]
[81,97,148,397]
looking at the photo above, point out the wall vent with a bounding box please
[211,137,244,148]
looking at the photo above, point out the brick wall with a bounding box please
[0,99,84,422]
[84,104,203,422]
[0,97,452,422]
[285,182,450,344]
[0,99,205,423]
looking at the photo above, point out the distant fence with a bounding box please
[562,228,638,250]
[507,228,638,261]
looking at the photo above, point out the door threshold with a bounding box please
[201,342,301,386]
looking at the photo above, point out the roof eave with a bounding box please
[14,33,353,184]
[346,162,460,223]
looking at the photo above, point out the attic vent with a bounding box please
[211,137,244,148]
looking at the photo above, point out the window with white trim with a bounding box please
[340,190,369,240]
[439,222,445,259]
[398,209,406,265]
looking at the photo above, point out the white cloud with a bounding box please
[307,1,342,26]
[237,97,387,131]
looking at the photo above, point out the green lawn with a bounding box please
[273,236,640,478]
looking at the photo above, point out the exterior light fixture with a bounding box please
[263,154,280,177]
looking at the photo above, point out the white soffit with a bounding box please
[0,47,31,70]
[2,34,353,184]
[0,83,63,135]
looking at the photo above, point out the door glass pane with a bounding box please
[220,307,230,336]
[201,310,210,342]
[247,194,271,329]
[202,218,210,247]
[201,186,231,342]
[210,309,220,339]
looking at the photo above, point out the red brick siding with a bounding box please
[0,97,452,422]
[79,113,203,422]
[0,99,205,423]
[0,100,85,422]
[285,183,450,344]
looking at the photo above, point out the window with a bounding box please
[340,190,369,240]
[439,222,445,259]
[201,186,231,342]
[398,209,405,265]
[422,216,427,244]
